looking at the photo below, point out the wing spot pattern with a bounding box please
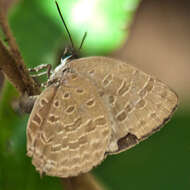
[160,91,167,99]
[40,98,49,107]
[53,100,60,108]
[136,99,146,109]
[145,78,154,91]
[62,92,70,99]
[94,116,107,126]
[88,69,95,75]
[78,135,88,145]
[124,104,133,113]
[32,113,42,126]
[117,80,131,96]
[70,73,78,80]
[116,110,127,122]
[51,144,62,152]
[138,77,154,98]
[85,120,95,133]
[102,73,113,87]
[65,105,75,115]
[40,132,54,144]
[76,88,85,94]
[69,141,79,149]
[139,120,146,126]
[48,114,59,123]
[64,118,83,132]
[86,98,96,107]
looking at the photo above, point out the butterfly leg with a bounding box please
[29,64,52,79]
[29,64,52,88]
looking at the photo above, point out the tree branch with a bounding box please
[0,39,40,95]
[0,0,40,95]
[0,0,24,65]
[62,173,106,190]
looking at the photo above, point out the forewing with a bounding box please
[27,72,111,178]
[70,56,178,153]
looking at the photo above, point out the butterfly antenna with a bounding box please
[55,1,75,50]
[79,32,87,50]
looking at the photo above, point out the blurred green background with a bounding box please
[0,0,190,189]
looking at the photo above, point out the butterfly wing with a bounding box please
[70,56,178,154]
[27,85,57,158]
[27,72,111,177]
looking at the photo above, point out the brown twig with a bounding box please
[0,0,40,95]
[61,173,106,190]
[0,0,23,65]
[0,39,40,95]
[62,178,74,190]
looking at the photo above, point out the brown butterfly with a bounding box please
[26,2,178,178]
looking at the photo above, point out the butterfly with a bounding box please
[26,1,178,178]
